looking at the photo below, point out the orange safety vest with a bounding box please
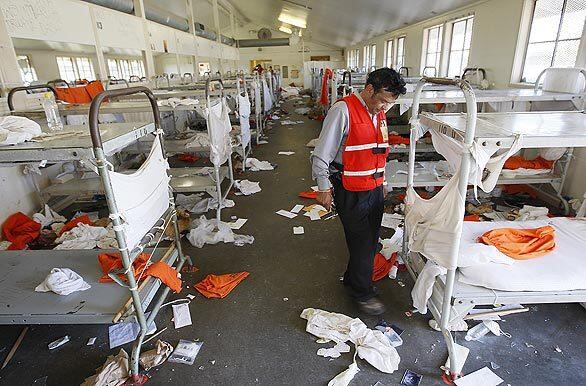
[340,94,389,191]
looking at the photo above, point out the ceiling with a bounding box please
[229,0,480,47]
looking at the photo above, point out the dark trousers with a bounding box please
[331,176,384,301]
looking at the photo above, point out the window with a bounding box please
[56,56,95,82]
[447,16,474,78]
[396,36,406,69]
[348,49,359,68]
[522,0,586,83]
[385,40,394,67]
[422,25,443,76]
[17,55,37,83]
[370,44,377,68]
[107,58,145,79]
[363,46,370,68]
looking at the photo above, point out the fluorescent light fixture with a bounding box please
[279,25,293,34]
[278,5,308,29]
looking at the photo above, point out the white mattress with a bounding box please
[458,218,586,292]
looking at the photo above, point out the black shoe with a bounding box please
[357,297,386,315]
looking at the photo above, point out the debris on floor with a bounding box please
[48,335,70,350]
[293,226,304,235]
[139,340,173,371]
[453,366,504,386]
[87,337,97,346]
[442,343,470,374]
[172,302,192,329]
[234,179,261,195]
[168,340,203,365]
[401,369,423,386]
[278,151,295,156]
[187,216,254,248]
[81,349,130,386]
[194,271,250,299]
[276,209,297,219]
[465,320,502,341]
[228,218,248,230]
[245,157,274,171]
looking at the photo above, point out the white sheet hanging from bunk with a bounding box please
[253,81,262,116]
[108,135,170,251]
[207,100,232,166]
[262,77,273,112]
[238,94,252,147]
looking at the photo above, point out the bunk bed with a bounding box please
[399,77,586,381]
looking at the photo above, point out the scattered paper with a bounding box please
[109,319,156,349]
[48,335,70,350]
[187,294,196,300]
[290,204,304,213]
[293,226,304,235]
[258,140,268,144]
[382,213,403,229]
[172,303,193,329]
[304,211,321,221]
[454,367,503,386]
[168,340,203,365]
[276,210,297,219]
[87,337,97,346]
[278,151,295,156]
[444,343,470,374]
[228,218,248,230]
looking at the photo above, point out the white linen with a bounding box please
[33,204,66,228]
[54,224,109,250]
[0,116,42,146]
[238,94,252,147]
[35,268,91,295]
[234,179,261,195]
[412,260,446,314]
[108,135,170,251]
[458,218,586,292]
[207,101,232,166]
[262,77,273,112]
[245,157,273,171]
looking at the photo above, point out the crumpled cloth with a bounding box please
[59,214,93,236]
[245,158,274,171]
[176,193,234,214]
[516,205,549,221]
[98,252,150,283]
[139,340,173,370]
[32,204,66,228]
[81,349,129,386]
[54,223,109,250]
[2,212,41,250]
[479,225,556,260]
[158,97,198,108]
[0,116,42,146]
[144,261,182,293]
[185,132,211,149]
[372,252,398,282]
[328,361,359,386]
[412,260,446,314]
[300,308,400,384]
[194,271,250,298]
[317,342,351,358]
[35,267,91,295]
[234,179,261,195]
[187,216,254,248]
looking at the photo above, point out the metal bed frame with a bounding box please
[401,77,586,381]
[235,75,252,171]
[0,86,190,381]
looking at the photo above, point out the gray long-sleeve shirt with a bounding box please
[310,93,379,191]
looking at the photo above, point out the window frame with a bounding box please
[107,58,146,79]
[447,15,475,78]
[395,36,406,70]
[363,45,370,68]
[421,24,444,76]
[512,0,586,84]
[370,43,377,68]
[385,39,394,68]
[56,55,96,82]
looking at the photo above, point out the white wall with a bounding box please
[345,0,524,88]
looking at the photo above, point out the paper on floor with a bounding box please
[276,210,297,219]
[444,343,470,374]
[293,226,305,235]
[228,218,248,230]
[291,204,304,213]
[187,216,254,248]
[109,319,157,349]
[81,349,129,386]
[454,367,503,386]
[235,180,261,195]
[278,151,295,156]
[304,210,321,221]
[172,303,192,329]
[381,213,403,229]
[245,157,274,171]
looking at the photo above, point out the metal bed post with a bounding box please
[254,73,263,143]
[406,77,477,381]
[88,86,187,378]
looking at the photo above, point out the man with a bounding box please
[311,68,406,315]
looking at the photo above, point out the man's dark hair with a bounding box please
[366,68,407,96]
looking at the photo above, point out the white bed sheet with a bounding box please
[458,218,586,292]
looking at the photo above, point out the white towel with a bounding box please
[35,268,91,295]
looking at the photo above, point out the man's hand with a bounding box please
[316,190,333,211]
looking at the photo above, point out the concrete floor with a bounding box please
[0,98,585,386]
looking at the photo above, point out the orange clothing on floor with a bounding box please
[59,214,93,236]
[299,191,318,199]
[464,214,481,222]
[372,252,398,282]
[504,156,554,170]
[479,225,555,260]
[194,272,250,299]
[144,261,182,293]
[2,212,41,250]
[98,252,150,283]
[389,135,410,146]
